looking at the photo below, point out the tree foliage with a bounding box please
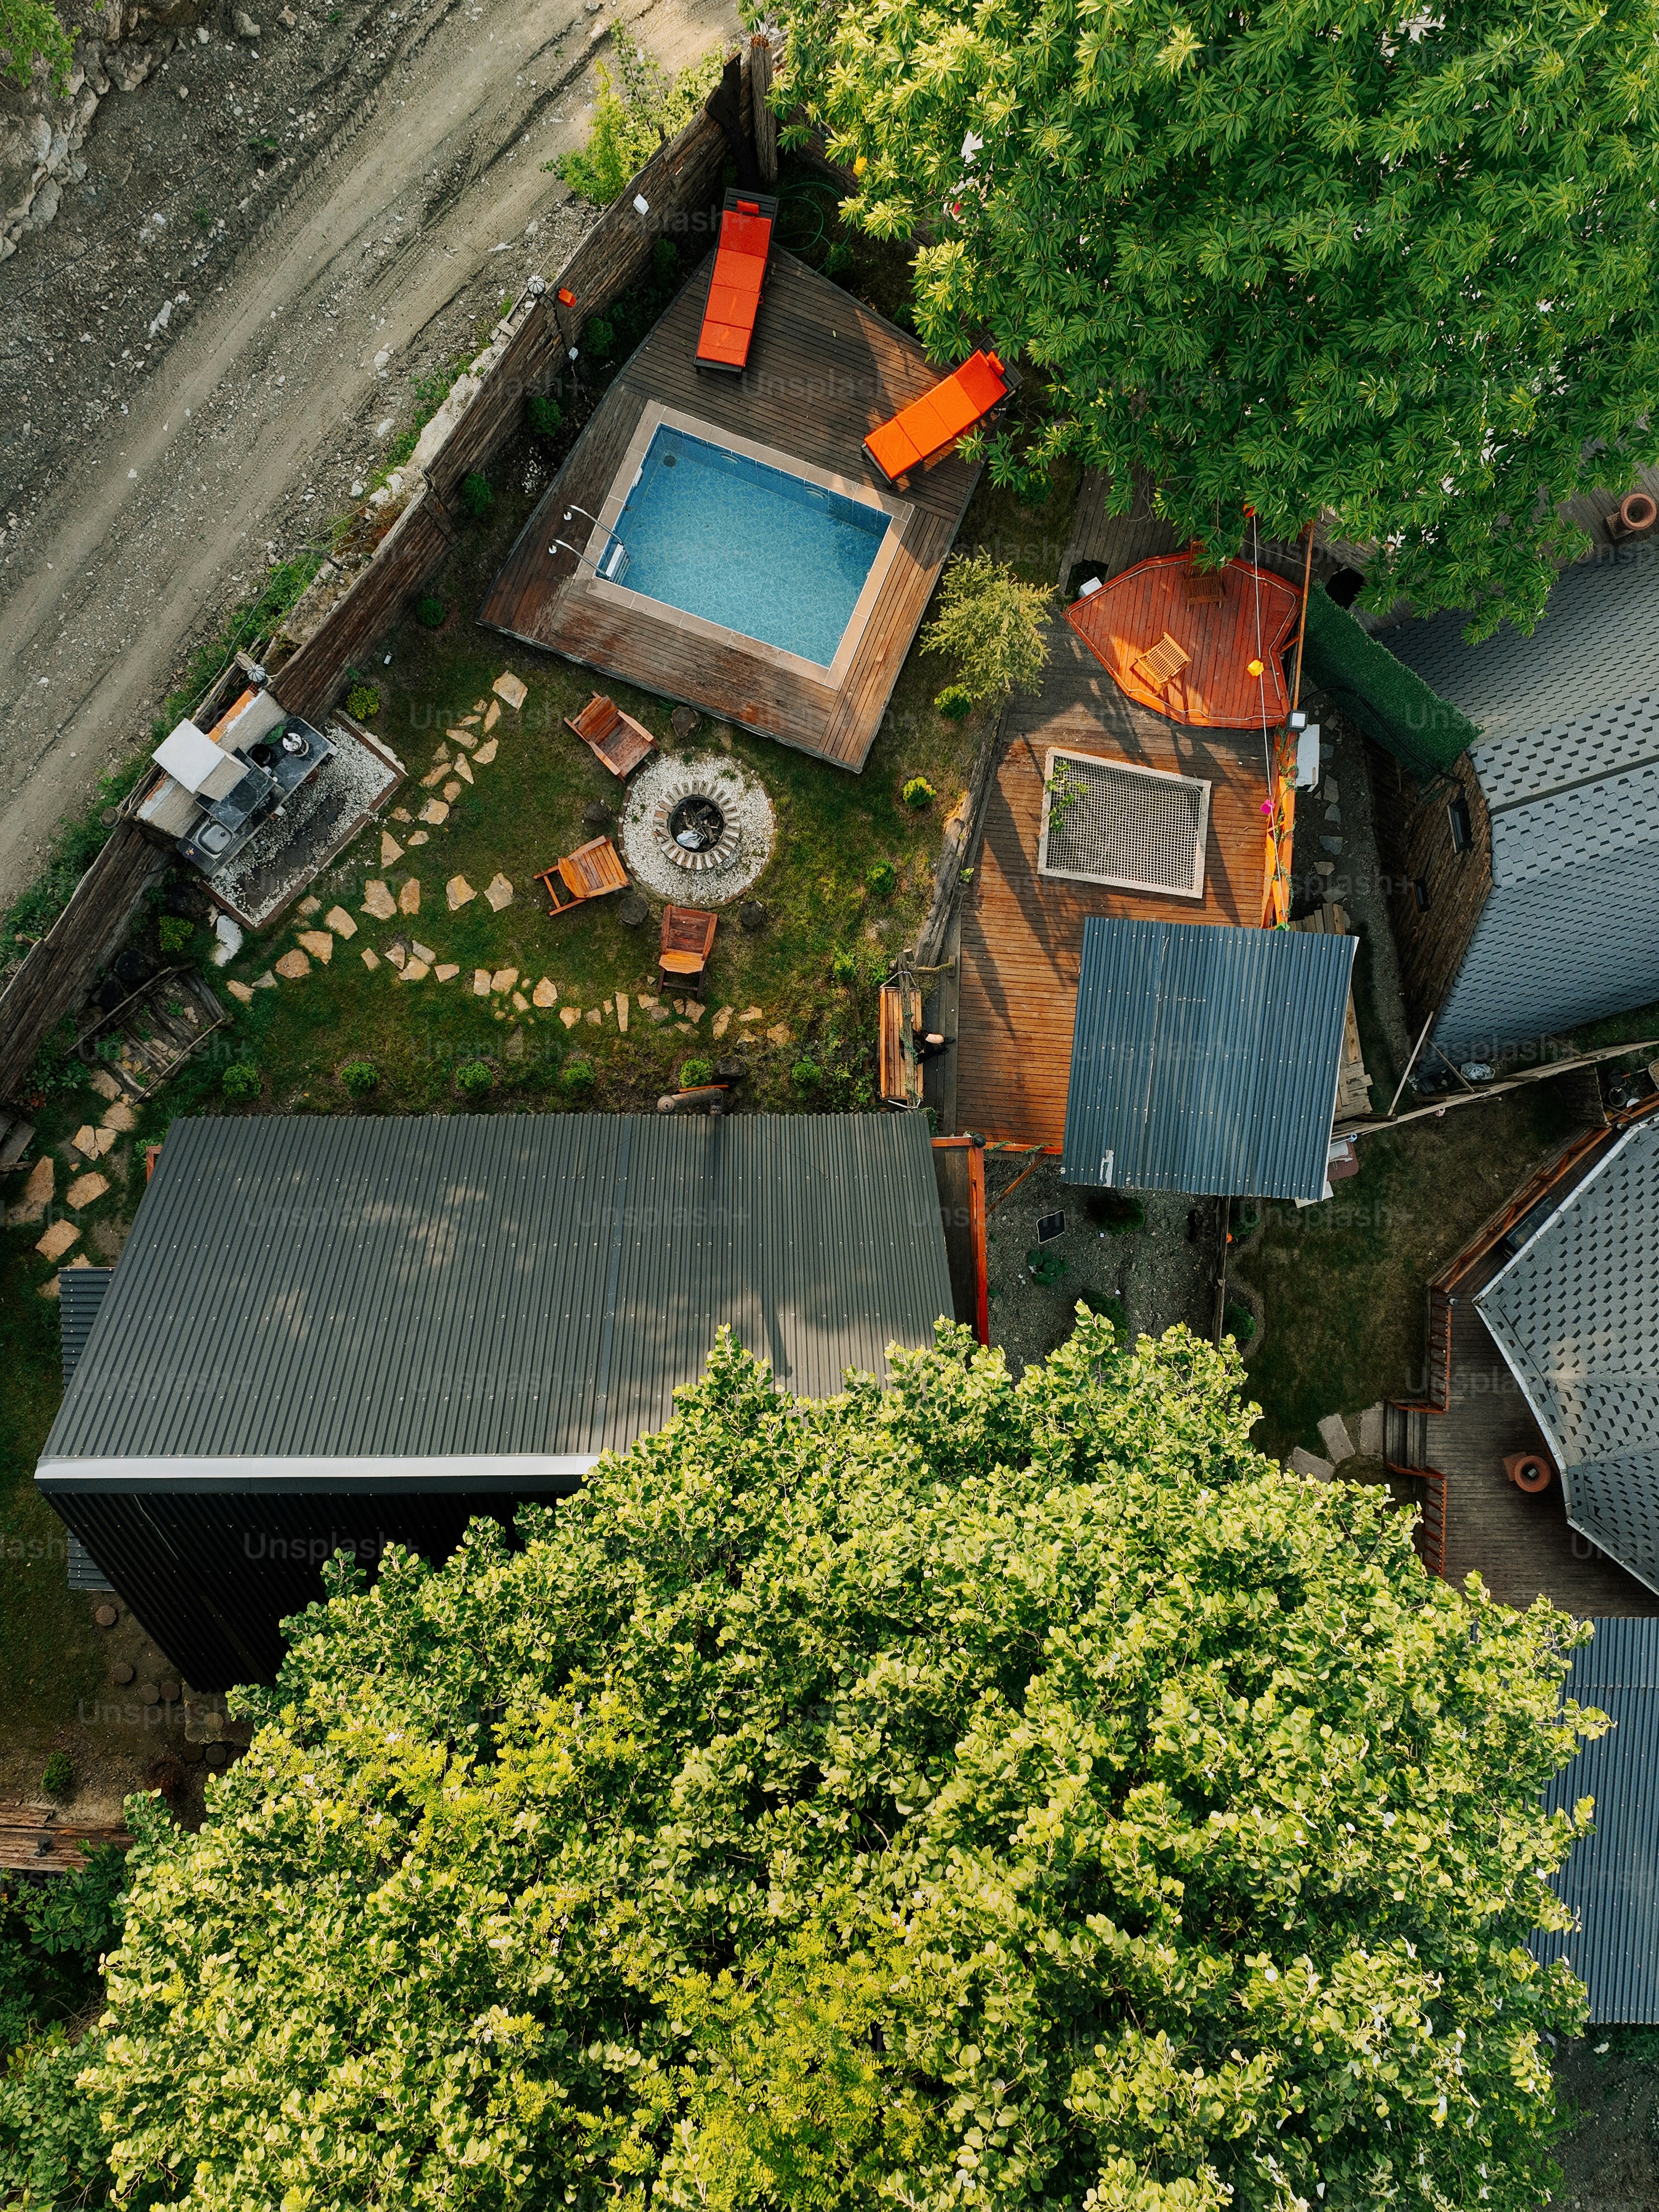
[87,1322,1599,2208]
[556,26,723,205]
[0,0,73,89]
[922,551,1053,702]
[781,0,1659,634]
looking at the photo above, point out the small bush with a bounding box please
[555,27,721,206]
[526,394,563,438]
[793,1057,823,1091]
[934,685,974,721]
[1079,1290,1128,1334]
[679,1057,714,1090]
[923,552,1055,705]
[562,1057,596,1097]
[41,1751,73,1799]
[1224,1301,1259,1346]
[652,237,680,280]
[340,1060,379,1097]
[414,595,447,629]
[456,1061,494,1098]
[902,775,936,810]
[460,473,494,521]
[221,1062,260,1104]
[585,317,615,359]
[866,859,897,897]
[1232,1205,1261,1241]
[1085,1190,1146,1235]
[345,683,380,720]
[1026,1245,1069,1287]
[158,914,194,955]
[830,948,859,986]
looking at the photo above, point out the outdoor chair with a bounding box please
[535,836,629,917]
[694,189,779,374]
[1129,632,1191,693]
[879,979,926,1107]
[863,349,1010,487]
[566,694,656,779]
[659,905,717,993]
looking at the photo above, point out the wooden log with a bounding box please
[917,698,1013,969]
[750,35,778,187]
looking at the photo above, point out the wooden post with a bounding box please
[750,33,778,186]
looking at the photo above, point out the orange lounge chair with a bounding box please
[566,694,656,779]
[863,349,1010,486]
[694,189,778,374]
[535,836,629,916]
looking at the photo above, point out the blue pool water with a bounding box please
[607,426,891,666]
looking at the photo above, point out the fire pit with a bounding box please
[622,754,776,907]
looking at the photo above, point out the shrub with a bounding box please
[1026,1243,1069,1286]
[456,1061,494,1098]
[679,1057,714,1090]
[792,1057,823,1090]
[934,684,974,720]
[40,1751,73,1800]
[157,914,194,955]
[414,595,447,629]
[651,237,679,280]
[830,948,859,986]
[584,317,615,359]
[1224,1301,1259,1346]
[460,473,494,521]
[340,1061,379,1098]
[562,1057,595,1097]
[221,1062,260,1104]
[866,859,897,897]
[345,683,380,720]
[555,27,722,206]
[526,394,563,438]
[922,551,1054,705]
[902,775,936,810]
[1085,1189,1146,1234]
[1079,1289,1129,1334]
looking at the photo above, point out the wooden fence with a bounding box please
[0,61,754,1103]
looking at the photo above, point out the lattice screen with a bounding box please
[1038,750,1211,899]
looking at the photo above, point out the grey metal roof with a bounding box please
[1477,1123,1659,1594]
[1382,554,1659,1053]
[1532,1617,1659,2024]
[1060,918,1355,1202]
[39,1114,953,1487]
[58,1267,112,1382]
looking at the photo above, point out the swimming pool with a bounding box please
[607,425,893,669]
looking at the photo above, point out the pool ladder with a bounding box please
[551,504,630,586]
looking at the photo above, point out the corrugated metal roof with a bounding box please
[39,1114,953,1483]
[1533,1617,1659,2024]
[58,1267,112,1382]
[1476,1123,1659,1595]
[1060,918,1355,1202]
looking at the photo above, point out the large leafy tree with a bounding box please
[87,1322,1597,2208]
[782,0,1659,633]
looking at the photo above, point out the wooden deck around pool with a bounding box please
[955,617,1276,1146]
[479,249,980,773]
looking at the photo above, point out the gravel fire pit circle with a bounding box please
[620,753,775,907]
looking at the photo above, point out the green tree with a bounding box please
[782,0,1659,635]
[0,0,73,88]
[923,550,1053,702]
[87,1323,1598,2208]
[557,26,723,205]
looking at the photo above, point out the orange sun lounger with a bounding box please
[863,349,1010,485]
[694,189,779,373]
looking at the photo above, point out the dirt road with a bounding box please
[0,0,737,908]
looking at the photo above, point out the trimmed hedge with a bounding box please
[1300,586,1477,777]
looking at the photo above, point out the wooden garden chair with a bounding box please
[659,905,717,993]
[1131,632,1191,692]
[566,694,656,779]
[535,836,629,916]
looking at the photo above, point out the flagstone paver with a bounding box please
[297,930,334,964]
[274,949,311,980]
[493,673,527,709]
[37,1220,79,1262]
[325,907,358,939]
[484,873,513,911]
[711,1007,733,1038]
[380,832,403,867]
[473,738,498,765]
[66,1171,109,1209]
[361,881,397,920]
[398,879,421,915]
[532,978,557,1008]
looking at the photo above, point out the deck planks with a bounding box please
[955,622,1275,1145]
[479,251,979,771]
[1066,553,1303,729]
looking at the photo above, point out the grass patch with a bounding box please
[1233,1079,1584,1456]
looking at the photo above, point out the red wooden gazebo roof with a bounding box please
[1065,552,1302,729]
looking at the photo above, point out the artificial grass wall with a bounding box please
[1300,587,1477,779]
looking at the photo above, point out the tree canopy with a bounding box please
[781,0,1659,634]
[86,1320,1599,2209]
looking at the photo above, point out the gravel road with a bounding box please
[0,0,737,908]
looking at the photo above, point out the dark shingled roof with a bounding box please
[1060,917,1355,1202]
[40,1114,954,1486]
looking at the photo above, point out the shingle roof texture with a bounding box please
[1532,1617,1659,2024]
[42,1114,954,1470]
[1060,917,1354,1201]
[1477,1122,1659,1595]
[1382,552,1659,1052]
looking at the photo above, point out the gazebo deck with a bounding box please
[479,249,980,773]
[1067,552,1302,729]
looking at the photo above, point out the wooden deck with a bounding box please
[478,250,979,773]
[955,618,1275,1145]
[1066,553,1303,728]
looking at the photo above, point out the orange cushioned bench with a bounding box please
[863,349,1010,485]
[694,188,779,373]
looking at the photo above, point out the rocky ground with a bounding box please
[0,0,738,908]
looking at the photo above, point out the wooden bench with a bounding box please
[566,694,656,779]
[879,979,926,1107]
[535,836,628,917]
